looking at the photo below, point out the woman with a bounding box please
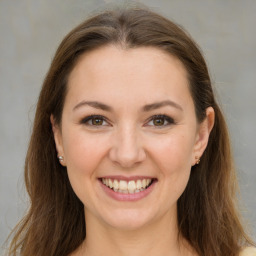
[7,5,255,256]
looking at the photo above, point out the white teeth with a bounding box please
[119,180,128,190]
[128,180,136,193]
[136,180,142,190]
[102,178,153,194]
[113,179,119,190]
[119,189,128,194]
[109,179,113,188]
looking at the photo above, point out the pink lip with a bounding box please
[99,178,157,201]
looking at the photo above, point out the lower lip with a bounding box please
[99,180,157,201]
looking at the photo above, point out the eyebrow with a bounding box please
[73,101,113,112]
[73,100,183,112]
[142,100,183,112]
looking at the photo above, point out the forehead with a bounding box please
[66,45,192,109]
[69,45,188,82]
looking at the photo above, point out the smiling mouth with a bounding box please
[100,178,155,194]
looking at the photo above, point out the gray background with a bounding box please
[1,0,255,251]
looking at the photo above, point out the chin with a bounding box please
[98,208,158,231]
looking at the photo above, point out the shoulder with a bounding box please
[240,247,256,256]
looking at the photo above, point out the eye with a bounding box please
[146,115,175,127]
[80,115,109,126]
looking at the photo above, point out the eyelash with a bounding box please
[80,115,109,127]
[145,114,175,127]
[80,114,175,128]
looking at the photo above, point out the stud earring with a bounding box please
[58,156,64,161]
[195,156,200,165]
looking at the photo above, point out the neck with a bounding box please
[78,208,195,256]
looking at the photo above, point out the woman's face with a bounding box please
[52,45,213,230]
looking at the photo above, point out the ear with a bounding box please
[192,107,215,166]
[50,115,66,166]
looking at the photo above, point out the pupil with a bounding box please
[154,118,164,126]
[92,118,103,125]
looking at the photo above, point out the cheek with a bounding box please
[150,134,194,207]
[149,133,195,174]
[62,131,109,206]
[62,130,108,177]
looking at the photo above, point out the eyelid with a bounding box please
[79,114,175,128]
[144,114,175,127]
[80,114,111,127]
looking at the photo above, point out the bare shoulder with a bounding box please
[240,247,256,256]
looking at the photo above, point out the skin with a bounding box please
[51,45,214,256]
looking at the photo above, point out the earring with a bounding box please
[58,156,64,161]
[195,156,200,165]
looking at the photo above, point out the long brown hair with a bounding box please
[7,5,254,256]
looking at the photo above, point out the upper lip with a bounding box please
[99,175,157,181]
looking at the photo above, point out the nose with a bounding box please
[108,125,146,168]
